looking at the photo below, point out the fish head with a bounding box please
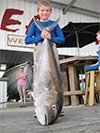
[35,91,63,126]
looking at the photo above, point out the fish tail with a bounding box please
[33,17,60,32]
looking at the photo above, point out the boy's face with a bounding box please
[38,5,51,21]
[96,33,100,42]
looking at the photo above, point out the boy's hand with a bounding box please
[41,30,51,39]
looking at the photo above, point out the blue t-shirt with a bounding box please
[25,20,65,44]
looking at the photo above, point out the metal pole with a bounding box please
[72,23,80,55]
[75,31,80,55]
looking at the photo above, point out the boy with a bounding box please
[25,0,65,65]
[85,30,100,71]
[96,30,100,70]
[25,0,65,117]
[91,30,100,69]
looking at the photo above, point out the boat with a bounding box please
[3,61,33,101]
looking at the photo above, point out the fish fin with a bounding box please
[47,17,60,32]
[33,17,44,31]
[33,17,60,32]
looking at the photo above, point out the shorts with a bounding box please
[17,85,26,91]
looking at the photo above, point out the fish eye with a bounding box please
[52,105,56,110]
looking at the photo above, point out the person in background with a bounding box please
[91,30,100,68]
[25,0,65,116]
[16,66,27,107]
[85,30,100,72]
[96,30,100,70]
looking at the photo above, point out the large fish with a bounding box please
[33,17,63,126]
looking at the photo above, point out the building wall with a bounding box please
[0,0,100,55]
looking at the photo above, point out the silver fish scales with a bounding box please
[33,17,63,126]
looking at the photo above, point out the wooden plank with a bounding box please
[68,66,79,105]
[62,71,70,105]
[59,56,97,65]
[64,90,85,96]
[59,56,98,71]
[0,78,9,81]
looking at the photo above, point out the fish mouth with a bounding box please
[37,113,49,126]
[36,106,53,126]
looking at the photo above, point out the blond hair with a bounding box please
[37,0,52,12]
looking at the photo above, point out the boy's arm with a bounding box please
[51,25,65,44]
[25,22,43,44]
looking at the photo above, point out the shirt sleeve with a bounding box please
[25,22,43,44]
[51,24,65,44]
